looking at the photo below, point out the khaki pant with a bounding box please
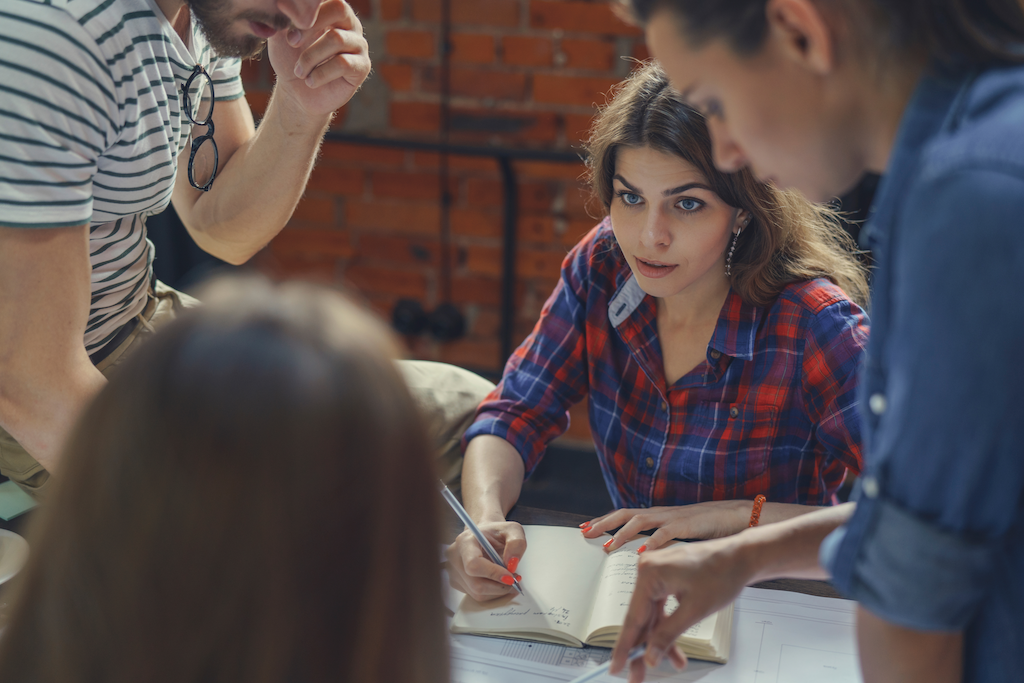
[0,282,493,499]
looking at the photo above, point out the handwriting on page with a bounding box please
[489,605,573,628]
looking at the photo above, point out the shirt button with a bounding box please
[729,406,739,418]
[645,457,654,469]
[710,349,721,359]
[661,401,668,411]
[869,393,887,415]
[862,476,880,499]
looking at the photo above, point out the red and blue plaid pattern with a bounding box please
[465,220,868,508]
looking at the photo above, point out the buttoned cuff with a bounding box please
[824,495,992,631]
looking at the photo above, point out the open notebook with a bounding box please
[451,525,733,663]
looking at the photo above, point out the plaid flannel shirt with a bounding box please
[465,220,868,508]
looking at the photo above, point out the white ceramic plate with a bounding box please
[0,529,29,585]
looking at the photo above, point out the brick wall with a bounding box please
[243,0,648,442]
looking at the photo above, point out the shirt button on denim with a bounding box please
[729,406,739,418]
[869,393,887,415]
[645,457,654,468]
[862,476,880,499]
[710,349,721,359]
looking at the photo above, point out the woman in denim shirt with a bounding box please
[610,2,1024,683]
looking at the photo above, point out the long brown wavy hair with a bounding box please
[585,61,870,308]
[0,279,449,683]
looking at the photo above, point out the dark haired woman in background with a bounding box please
[611,2,1024,682]
[0,279,448,683]
[447,62,870,603]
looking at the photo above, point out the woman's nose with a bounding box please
[707,117,749,173]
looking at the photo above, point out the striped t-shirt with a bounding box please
[0,0,244,354]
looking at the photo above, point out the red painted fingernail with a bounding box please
[508,557,519,573]
[603,539,614,549]
[500,575,514,585]
[514,573,522,581]
[579,522,591,528]
[638,545,647,553]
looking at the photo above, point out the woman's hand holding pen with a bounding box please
[446,519,527,601]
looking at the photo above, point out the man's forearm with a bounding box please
[739,502,856,583]
[461,435,526,523]
[183,91,331,265]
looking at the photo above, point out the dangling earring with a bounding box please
[725,217,749,278]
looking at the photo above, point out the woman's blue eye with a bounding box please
[678,198,702,211]
[620,192,642,205]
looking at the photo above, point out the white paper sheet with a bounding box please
[450,587,862,683]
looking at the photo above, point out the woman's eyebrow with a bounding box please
[612,174,642,195]
[664,182,711,196]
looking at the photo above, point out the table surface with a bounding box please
[443,503,842,600]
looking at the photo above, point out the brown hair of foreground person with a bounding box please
[0,278,449,683]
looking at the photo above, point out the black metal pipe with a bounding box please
[498,155,518,365]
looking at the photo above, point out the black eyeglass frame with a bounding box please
[181,64,219,192]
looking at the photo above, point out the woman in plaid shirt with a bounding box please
[447,63,870,602]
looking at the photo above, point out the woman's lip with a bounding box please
[249,20,278,38]
[634,258,678,279]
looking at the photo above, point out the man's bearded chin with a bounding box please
[185,0,288,58]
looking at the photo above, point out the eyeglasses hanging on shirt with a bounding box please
[181,64,218,192]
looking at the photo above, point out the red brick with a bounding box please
[451,33,495,64]
[386,29,436,59]
[559,397,593,443]
[520,182,556,212]
[464,178,502,208]
[239,58,267,88]
[291,196,337,225]
[518,215,556,244]
[564,112,595,145]
[254,251,340,282]
[413,152,497,172]
[564,184,599,219]
[517,248,566,278]
[348,0,372,18]
[422,67,528,101]
[502,35,553,67]
[345,264,429,299]
[306,166,364,194]
[390,101,441,131]
[564,219,599,247]
[377,63,414,92]
[356,234,441,267]
[450,206,502,238]
[467,306,501,337]
[533,73,619,107]
[269,227,354,258]
[561,38,618,71]
[438,338,502,371]
[464,244,503,276]
[632,41,650,62]
[529,0,641,36]
[381,0,403,20]
[320,142,406,167]
[451,275,502,306]
[245,90,271,120]
[371,171,455,201]
[454,0,521,27]
[346,200,441,235]
[515,159,588,181]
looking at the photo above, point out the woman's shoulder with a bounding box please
[772,278,862,318]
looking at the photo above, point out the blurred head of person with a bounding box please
[0,278,448,683]
[585,60,869,308]
[620,0,1024,201]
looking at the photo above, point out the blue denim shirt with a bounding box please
[821,63,1024,682]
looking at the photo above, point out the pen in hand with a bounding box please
[566,646,646,683]
[439,481,524,595]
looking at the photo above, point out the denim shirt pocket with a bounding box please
[676,402,779,492]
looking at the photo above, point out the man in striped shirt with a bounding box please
[0,0,373,494]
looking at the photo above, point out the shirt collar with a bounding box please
[861,64,978,254]
[608,277,762,361]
